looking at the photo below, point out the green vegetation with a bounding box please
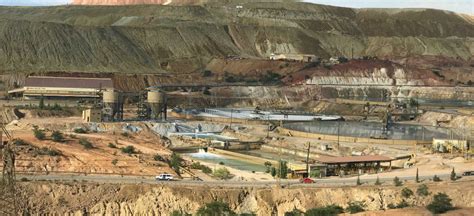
[121,145,137,154]
[111,159,118,166]
[393,176,403,186]
[401,187,414,198]
[153,154,165,162]
[264,161,272,173]
[271,167,277,178]
[356,175,362,185]
[202,70,213,77]
[450,168,457,181]
[388,200,410,209]
[375,176,382,185]
[32,126,46,140]
[190,162,212,174]
[346,201,365,214]
[433,175,442,182]
[171,210,191,216]
[284,209,303,216]
[34,147,61,156]
[415,168,419,183]
[277,160,288,179]
[196,201,236,216]
[213,168,232,180]
[121,132,131,137]
[13,139,28,146]
[427,193,454,214]
[74,128,88,134]
[51,131,65,142]
[39,96,45,110]
[108,143,117,148]
[417,184,430,197]
[169,153,183,174]
[79,138,93,149]
[305,205,344,216]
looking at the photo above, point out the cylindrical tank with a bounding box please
[103,90,119,121]
[148,90,167,120]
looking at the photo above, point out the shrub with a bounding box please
[417,184,430,196]
[121,145,136,154]
[284,209,303,216]
[375,176,382,185]
[213,167,232,180]
[264,161,272,173]
[79,138,93,149]
[450,168,457,181]
[356,175,362,185]
[306,205,344,216]
[346,201,365,214]
[271,167,277,177]
[393,176,403,186]
[153,154,165,162]
[111,159,118,166]
[202,70,213,77]
[121,132,131,137]
[427,193,454,214]
[169,153,183,174]
[33,127,46,140]
[171,210,191,216]
[196,201,236,216]
[401,187,414,198]
[51,131,65,142]
[219,161,225,165]
[74,128,88,134]
[190,162,212,174]
[388,200,410,209]
[108,143,117,148]
[433,175,442,182]
[13,139,28,146]
[35,147,61,156]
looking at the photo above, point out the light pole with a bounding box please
[230,108,233,130]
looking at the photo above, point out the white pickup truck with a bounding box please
[155,174,174,181]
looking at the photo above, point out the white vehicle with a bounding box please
[156,174,174,181]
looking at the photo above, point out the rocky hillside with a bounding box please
[72,0,206,5]
[18,181,474,215]
[0,1,472,74]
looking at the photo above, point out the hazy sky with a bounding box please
[0,0,472,14]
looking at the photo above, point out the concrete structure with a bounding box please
[269,53,318,62]
[313,155,394,177]
[432,139,469,153]
[148,90,167,120]
[8,76,113,99]
[82,108,102,122]
[102,90,122,122]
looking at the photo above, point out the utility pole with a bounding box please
[337,121,340,148]
[229,108,233,130]
[306,142,311,178]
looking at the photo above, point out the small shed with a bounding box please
[82,108,102,122]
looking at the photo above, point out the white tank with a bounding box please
[147,91,166,104]
[103,90,119,103]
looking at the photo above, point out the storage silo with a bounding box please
[147,90,167,120]
[102,90,120,121]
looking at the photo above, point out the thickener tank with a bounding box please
[103,90,120,121]
[148,90,167,120]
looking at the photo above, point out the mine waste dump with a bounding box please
[284,121,455,141]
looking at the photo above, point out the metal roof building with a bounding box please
[8,76,114,98]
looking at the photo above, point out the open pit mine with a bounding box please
[0,0,473,215]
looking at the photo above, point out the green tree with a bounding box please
[264,161,272,173]
[433,175,442,182]
[393,176,403,186]
[39,95,45,109]
[306,205,344,216]
[356,175,362,185]
[271,167,277,178]
[121,145,137,154]
[401,187,414,198]
[416,168,419,183]
[375,176,382,185]
[169,153,183,175]
[32,126,46,140]
[171,210,191,216]
[213,168,232,180]
[284,209,303,216]
[450,168,457,181]
[346,201,365,214]
[417,184,430,197]
[51,131,65,142]
[427,193,454,214]
[278,160,288,179]
[196,201,236,216]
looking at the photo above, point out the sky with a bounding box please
[0,0,472,15]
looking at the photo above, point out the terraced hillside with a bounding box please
[0,1,472,74]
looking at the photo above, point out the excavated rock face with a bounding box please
[18,181,474,215]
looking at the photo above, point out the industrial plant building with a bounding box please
[8,76,114,99]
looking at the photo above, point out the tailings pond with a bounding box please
[284,121,458,141]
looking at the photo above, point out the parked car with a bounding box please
[462,171,474,176]
[299,178,315,184]
[156,174,174,181]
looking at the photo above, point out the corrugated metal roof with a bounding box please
[25,76,113,89]
[316,155,393,164]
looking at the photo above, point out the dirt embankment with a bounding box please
[18,181,474,215]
